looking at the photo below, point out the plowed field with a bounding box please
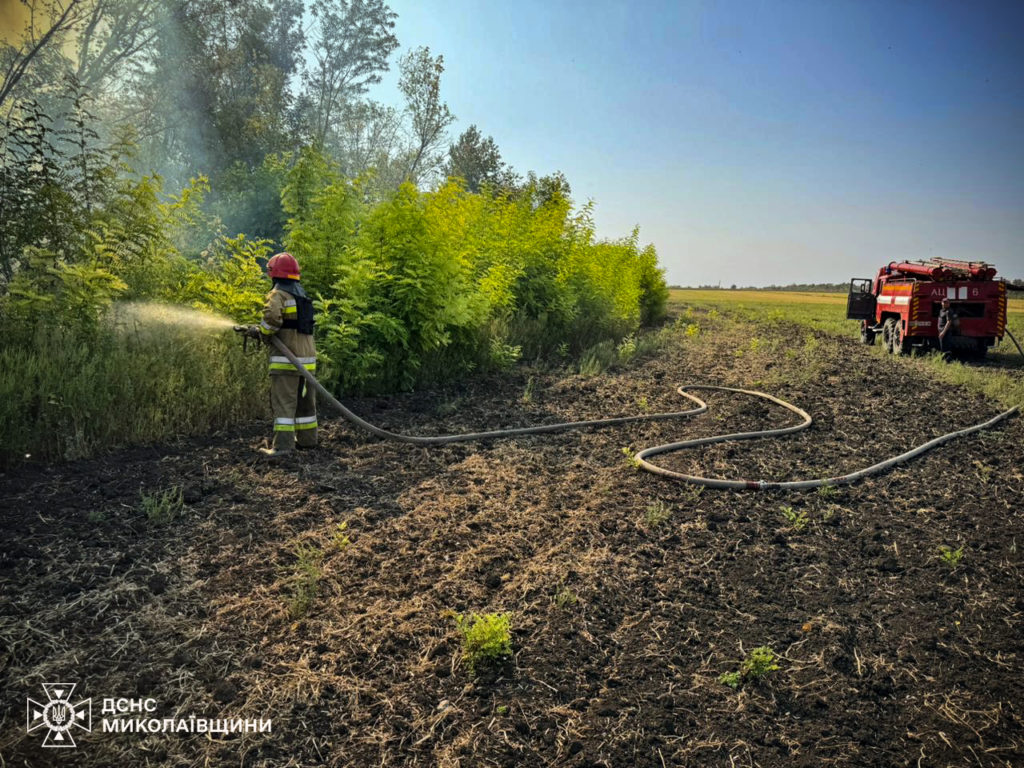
[3,308,1023,767]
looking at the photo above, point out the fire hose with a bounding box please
[260,334,1018,491]
[1006,329,1024,357]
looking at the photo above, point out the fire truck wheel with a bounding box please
[882,318,897,353]
[860,325,875,345]
[890,321,910,356]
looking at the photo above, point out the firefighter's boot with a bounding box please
[258,447,289,459]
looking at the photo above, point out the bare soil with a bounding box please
[2,310,1023,767]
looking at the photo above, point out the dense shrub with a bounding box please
[0,112,668,461]
[287,163,669,395]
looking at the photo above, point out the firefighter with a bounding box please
[937,297,957,354]
[248,252,318,457]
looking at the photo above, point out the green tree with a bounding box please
[443,125,517,193]
[517,170,572,210]
[1,1,161,129]
[209,154,291,246]
[0,91,121,287]
[130,0,304,186]
[398,46,455,186]
[332,99,404,189]
[69,1,160,93]
[303,0,399,147]
[0,0,90,109]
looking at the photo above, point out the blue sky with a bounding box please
[369,0,1024,286]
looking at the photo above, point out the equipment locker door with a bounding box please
[846,278,876,320]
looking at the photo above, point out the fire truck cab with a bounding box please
[846,259,1007,356]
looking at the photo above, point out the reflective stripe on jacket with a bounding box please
[261,287,316,375]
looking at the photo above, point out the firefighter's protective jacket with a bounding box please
[259,282,316,375]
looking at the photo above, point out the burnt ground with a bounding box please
[1,309,1023,767]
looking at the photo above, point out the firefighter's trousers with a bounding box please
[270,375,318,451]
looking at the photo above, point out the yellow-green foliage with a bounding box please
[719,645,780,689]
[287,541,325,620]
[0,117,273,465]
[455,612,513,673]
[1,172,262,333]
[280,149,360,298]
[2,247,128,335]
[177,234,270,320]
[286,171,668,394]
[938,544,965,569]
[1,120,670,463]
[0,165,269,466]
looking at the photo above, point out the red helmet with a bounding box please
[267,252,301,280]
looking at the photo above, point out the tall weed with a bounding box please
[0,325,265,466]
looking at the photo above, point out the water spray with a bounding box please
[113,302,236,334]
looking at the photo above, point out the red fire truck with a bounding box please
[846,259,1008,356]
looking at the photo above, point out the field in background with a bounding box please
[671,287,1024,331]
[670,288,1024,409]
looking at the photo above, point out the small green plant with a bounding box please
[331,521,351,552]
[488,338,522,369]
[644,500,671,528]
[622,446,641,469]
[288,542,324,619]
[140,485,185,524]
[87,508,107,523]
[973,460,993,485]
[435,399,460,417]
[455,612,512,673]
[816,484,839,499]
[718,671,742,689]
[522,375,536,404]
[779,505,808,532]
[553,585,578,609]
[495,704,509,715]
[743,646,780,678]
[681,485,704,505]
[636,395,650,412]
[579,340,618,376]
[938,544,965,569]
[616,334,638,364]
[718,646,780,689]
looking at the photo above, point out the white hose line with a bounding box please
[636,386,1018,490]
[271,338,1019,490]
[272,337,708,444]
